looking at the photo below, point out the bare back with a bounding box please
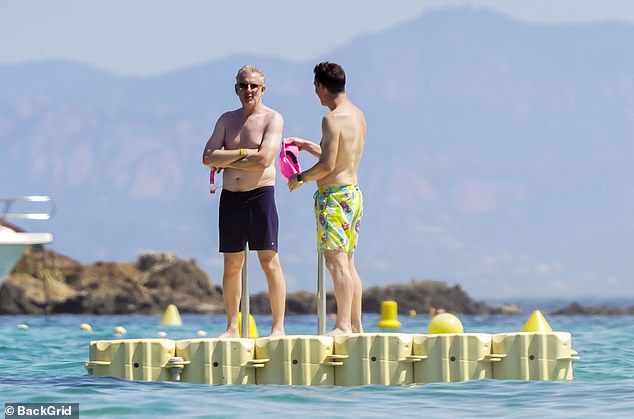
[317,100,366,187]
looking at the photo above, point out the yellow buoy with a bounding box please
[237,312,259,338]
[428,313,464,334]
[114,326,127,335]
[409,309,417,317]
[161,304,183,326]
[16,323,29,330]
[376,300,401,329]
[80,323,93,332]
[521,310,553,332]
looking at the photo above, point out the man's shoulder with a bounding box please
[323,107,349,126]
[329,102,364,122]
[219,109,242,121]
[263,106,283,120]
[261,107,284,128]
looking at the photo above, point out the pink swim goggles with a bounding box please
[209,168,220,195]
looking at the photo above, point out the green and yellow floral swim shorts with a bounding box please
[313,185,363,252]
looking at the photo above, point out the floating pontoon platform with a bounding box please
[85,332,579,385]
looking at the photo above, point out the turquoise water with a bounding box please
[1,313,633,418]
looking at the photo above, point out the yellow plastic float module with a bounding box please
[84,332,580,384]
[254,335,338,385]
[411,333,499,383]
[175,338,259,385]
[490,332,580,380]
[332,333,414,386]
[84,339,178,381]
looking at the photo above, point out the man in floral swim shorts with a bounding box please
[314,185,363,252]
[288,62,367,336]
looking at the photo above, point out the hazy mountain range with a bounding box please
[2,7,633,300]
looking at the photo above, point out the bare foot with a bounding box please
[269,328,286,338]
[218,327,239,338]
[324,327,351,336]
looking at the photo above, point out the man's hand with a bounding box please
[287,173,303,192]
[286,137,307,150]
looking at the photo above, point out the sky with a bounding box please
[2,0,634,76]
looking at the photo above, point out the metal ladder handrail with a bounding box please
[241,245,250,338]
[0,196,55,221]
[240,250,327,336]
[317,251,326,335]
[239,249,326,336]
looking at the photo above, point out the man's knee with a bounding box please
[324,256,351,280]
[257,251,281,273]
[224,253,244,275]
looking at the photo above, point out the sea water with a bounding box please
[1,312,633,418]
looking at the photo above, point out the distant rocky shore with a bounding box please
[1,250,630,316]
[551,302,634,315]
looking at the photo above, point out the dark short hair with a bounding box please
[314,62,345,93]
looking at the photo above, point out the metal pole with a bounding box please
[317,251,326,335]
[240,245,250,338]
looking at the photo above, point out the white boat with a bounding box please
[0,196,54,284]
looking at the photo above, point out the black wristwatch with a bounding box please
[296,173,303,183]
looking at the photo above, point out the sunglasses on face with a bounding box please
[238,83,261,90]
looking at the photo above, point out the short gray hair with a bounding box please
[236,65,265,83]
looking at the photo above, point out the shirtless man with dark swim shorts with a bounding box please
[287,62,367,336]
[202,65,286,338]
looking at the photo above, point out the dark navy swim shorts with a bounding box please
[218,186,279,252]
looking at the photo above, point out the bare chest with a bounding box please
[224,116,268,149]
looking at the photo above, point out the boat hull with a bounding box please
[0,243,27,282]
[0,230,53,283]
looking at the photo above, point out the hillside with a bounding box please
[1,8,633,299]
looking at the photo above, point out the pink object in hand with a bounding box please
[278,138,301,179]
[210,168,219,194]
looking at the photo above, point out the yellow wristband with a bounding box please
[239,148,245,157]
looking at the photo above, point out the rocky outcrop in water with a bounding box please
[1,248,518,315]
[249,280,520,316]
[552,302,634,315]
[0,250,223,315]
